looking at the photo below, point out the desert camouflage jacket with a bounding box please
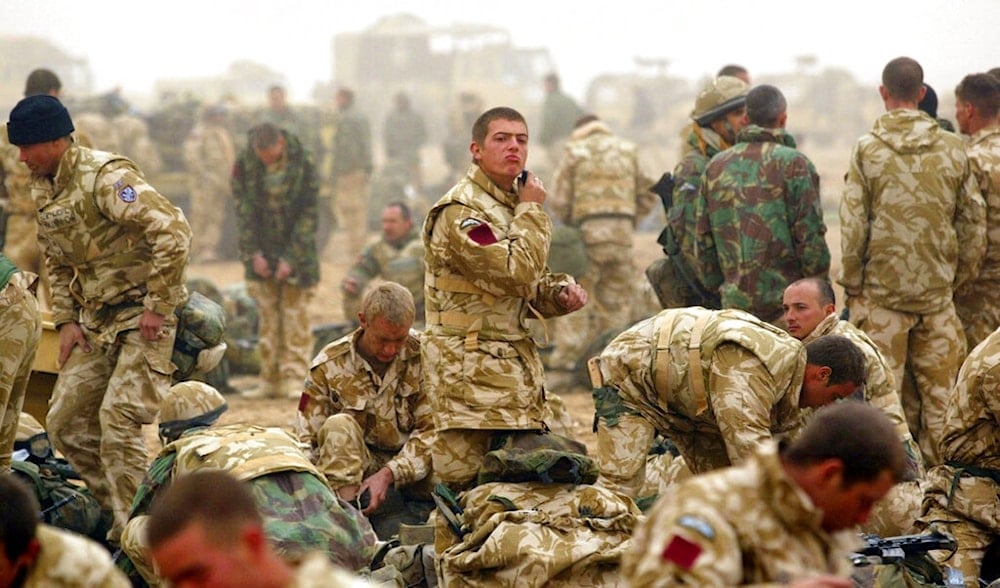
[694,125,830,321]
[549,120,655,247]
[26,524,130,587]
[296,328,432,486]
[183,120,235,193]
[965,124,1000,282]
[625,442,857,586]
[232,129,320,287]
[839,109,986,313]
[422,164,574,431]
[600,307,805,466]
[31,144,190,326]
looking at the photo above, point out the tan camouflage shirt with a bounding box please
[549,120,656,246]
[839,109,986,313]
[422,164,574,431]
[938,327,1000,469]
[25,524,130,587]
[30,144,191,327]
[600,307,805,469]
[624,442,858,587]
[168,424,321,481]
[0,124,34,216]
[183,120,236,194]
[801,313,923,477]
[291,552,370,587]
[965,124,1000,282]
[296,328,432,486]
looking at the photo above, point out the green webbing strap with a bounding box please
[944,460,1000,504]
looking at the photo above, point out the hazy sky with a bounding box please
[1,0,996,102]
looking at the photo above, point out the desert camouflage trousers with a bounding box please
[122,471,378,584]
[316,413,394,489]
[188,185,226,262]
[247,280,315,398]
[847,296,964,466]
[862,479,924,538]
[0,276,40,471]
[47,320,176,542]
[954,278,1000,351]
[548,242,634,371]
[332,171,370,263]
[3,213,50,308]
[913,465,1000,587]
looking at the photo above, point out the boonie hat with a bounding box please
[7,94,75,146]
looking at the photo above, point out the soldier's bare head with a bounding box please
[472,107,527,145]
[358,282,414,364]
[782,278,836,339]
[881,57,925,103]
[781,401,904,531]
[573,114,600,129]
[799,335,866,408]
[0,474,42,582]
[470,107,529,190]
[148,471,289,587]
[382,201,413,242]
[717,64,751,85]
[24,68,61,98]
[249,123,286,166]
[267,84,286,109]
[745,85,787,128]
[955,72,1000,135]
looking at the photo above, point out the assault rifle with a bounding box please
[852,530,957,564]
[850,530,966,588]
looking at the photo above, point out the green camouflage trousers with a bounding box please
[0,275,40,471]
[954,278,1000,351]
[47,319,176,542]
[847,295,964,466]
[247,280,314,397]
[333,171,370,263]
[549,242,634,371]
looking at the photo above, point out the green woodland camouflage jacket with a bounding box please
[694,125,830,321]
[839,109,986,313]
[232,129,320,287]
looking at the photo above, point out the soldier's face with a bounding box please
[150,521,263,588]
[813,467,896,532]
[955,98,974,135]
[17,139,65,177]
[471,119,528,191]
[799,365,859,409]
[381,206,412,242]
[782,283,835,340]
[253,138,285,166]
[357,315,411,364]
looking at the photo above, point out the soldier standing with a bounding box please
[592,306,865,497]
[546,114,656,374]
[232,122,319,400]
[120,382,376,585]
[624,402,905,587]
[7,95,191,544]
[330,88,373,264]
[538,73,585,160]
[651,75,748,310]
[694,84,830,324]
[340,201,424,327]
[382,92,427,190]
[182,104,236,263]
[297,282,434,539]
[422,106,587,490]
[839,57,986,465]
[952,73,1000,349]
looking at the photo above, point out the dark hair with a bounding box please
[746,85,786,127]
[544,73,560,88]
[918,84,939,118]
[882,57,924,102]
[804,334,866,386]
[248,122,282,150]
[956,73,1000,120]
[573,114,600,129]
[471,107,526,145]
[0,474,40,562]
[988,68,1000,81]
[147,471,261,550]
[385,200,412,221]
[790,277,836,307]
[782,401,906,485]
[717,64,749,79]
[24,68,61,97]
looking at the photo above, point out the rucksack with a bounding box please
[172,290,227,379]
[11,460,106,542]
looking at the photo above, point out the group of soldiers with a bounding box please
[1,53,1000,588]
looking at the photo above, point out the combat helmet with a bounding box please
[692,75,750,127]
[159,381,228,443]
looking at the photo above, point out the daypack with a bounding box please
[11,460,106,542]
[477,431,598,486]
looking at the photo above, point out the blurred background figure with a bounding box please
[183,103,236,263]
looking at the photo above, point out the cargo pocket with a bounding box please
[462,340,531,410]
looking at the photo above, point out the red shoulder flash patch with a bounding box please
[297,393,309,412]
[661,535,702,570]
[467,223,498,245]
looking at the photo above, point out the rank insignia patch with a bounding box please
[118,185,137,203]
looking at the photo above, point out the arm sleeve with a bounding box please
[787,158,831,278]
[837,144,870,296]
[953,160,987,290]
[709,345,782,466]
